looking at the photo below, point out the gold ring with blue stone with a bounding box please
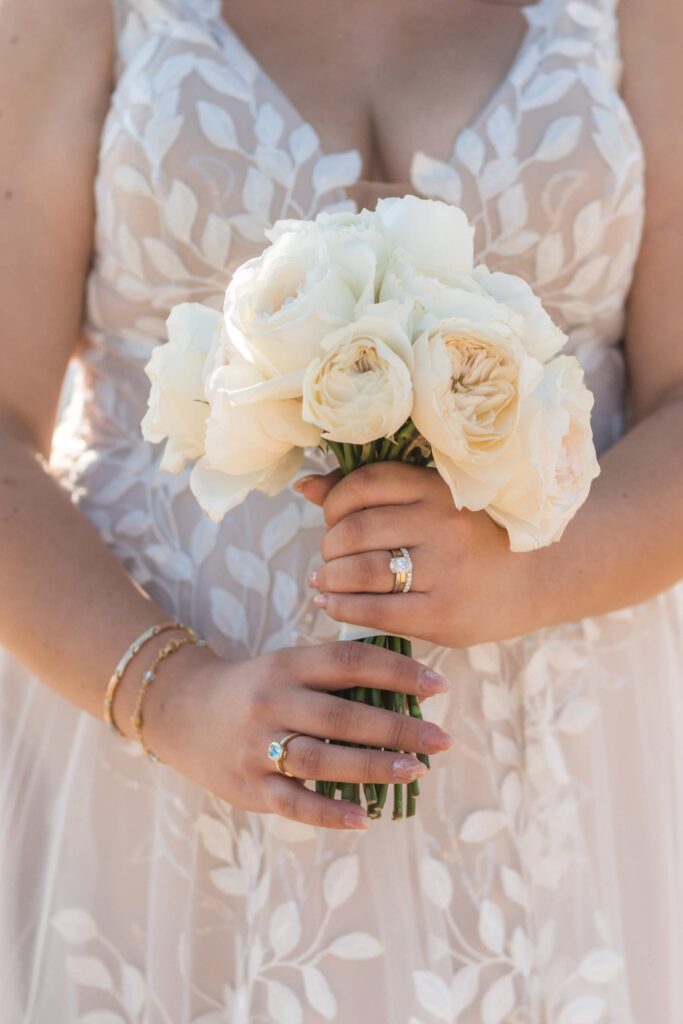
[267,732,303,777]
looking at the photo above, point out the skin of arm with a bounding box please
[0,0,221,748]
[302,0,683,648]
[0,0,455,830]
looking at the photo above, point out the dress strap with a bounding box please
[544,0,626,88]
[108,0,186,82]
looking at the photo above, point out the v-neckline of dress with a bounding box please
[207,2,551,201]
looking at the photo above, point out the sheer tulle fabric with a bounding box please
[2,0,682,1020]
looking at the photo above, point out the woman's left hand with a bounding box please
[296,462,548,648]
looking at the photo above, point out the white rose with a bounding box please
[471,264,567,363]
[190,363,321,522]
[380,245,483,335]
[141,302,222,472]
[224,223,373,377]
[375,196,477,336]
[266,207,388,303]
[411,293,544,510]
[487,355,600,551]
[202,312,235,390]
[376,195,475,278]
[301,302,414,444]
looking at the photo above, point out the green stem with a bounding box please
[393,782,403,820]
[314,432,432,821]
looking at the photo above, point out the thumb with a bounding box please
[292,469,342,506]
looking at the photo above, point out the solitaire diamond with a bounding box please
[267,741,282,761]
[389,555,411,573]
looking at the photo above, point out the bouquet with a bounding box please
[141,195,600,819]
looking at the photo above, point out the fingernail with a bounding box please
[419,668,450,695]
[393,756,428,781]
[422,724,454,752]
[344,811,369,829]
[307,570,318,588]
[314,593,329,607]
[293,474,319,493]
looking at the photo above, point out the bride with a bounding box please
[1,0,682,1020]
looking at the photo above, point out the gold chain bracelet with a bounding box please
[103,621,190,737]
[130,632,211,764]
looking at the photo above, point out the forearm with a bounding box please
[0,417,212,743]
[532,393,683,627]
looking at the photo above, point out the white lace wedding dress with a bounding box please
[2,0,682,1021]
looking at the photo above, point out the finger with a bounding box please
[296,689,453,755]
[263,772,370,830]
[320,504,424,561]
[309,548,425,595]
[321,462,436,528]
[314,591,429,639]
[285,640,450,697]
[293,470,342,507]
[273,733,428,784]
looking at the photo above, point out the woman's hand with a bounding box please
[297,462,547,648]
[140,639,453,830]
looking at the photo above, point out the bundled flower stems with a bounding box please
[142,196,600,819]
[321,422,433,820]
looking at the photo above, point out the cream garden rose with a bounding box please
[144,196,597,558]
[224,220,379,378]
[301,302,414,444]
[141,302,222,472]
[190,362,321,522]
[470,264,567,364]
[375,198,476,331]
[487,355,600,551]
[411,292,544,510]
[379,199,474,333]
[376,194,474,278]
[266,207,389,303]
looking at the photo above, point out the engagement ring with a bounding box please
[389,547,413,594]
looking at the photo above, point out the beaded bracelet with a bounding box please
[103,621,192,738]
[130,632,211,764]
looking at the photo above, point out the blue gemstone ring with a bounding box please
[267,732,303,777]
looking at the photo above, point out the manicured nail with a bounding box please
[314,593,329,607]
[421,724,454,752]
[307,570,318,588]
[393,756,428,781]
[344,812,369,829]
[419,668,450,694]
[293,474,319,493]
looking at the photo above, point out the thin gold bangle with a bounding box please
[130,633,210,764]
[103,621,192,737]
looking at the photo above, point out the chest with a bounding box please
[100,0,646,428]
[219,0,532,186]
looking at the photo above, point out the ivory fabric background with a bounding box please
[2,0,683,1021]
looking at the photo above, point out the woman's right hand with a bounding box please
[146,640,453,830]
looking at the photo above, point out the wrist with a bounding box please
[113,632,226,764]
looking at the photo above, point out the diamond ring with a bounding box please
[389,547,413,594]
[267,732,303,777]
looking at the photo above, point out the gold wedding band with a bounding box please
[267,732,304,777]
[389,547,413,594]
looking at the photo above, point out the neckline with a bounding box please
[207,3,550,199]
